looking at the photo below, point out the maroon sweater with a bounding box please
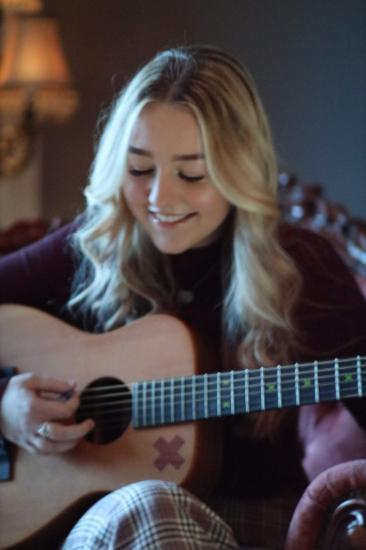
[1,223,366,498]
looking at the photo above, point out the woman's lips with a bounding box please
[149,211,195,226]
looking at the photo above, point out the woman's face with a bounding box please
[123,102,231,255]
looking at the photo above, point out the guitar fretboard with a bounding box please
[132,356,366,428]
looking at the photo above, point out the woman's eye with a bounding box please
[128,168,154,177]
[179,173,205,183]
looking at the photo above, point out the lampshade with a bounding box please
[0,12,79,176]
[0,14,72,87]
[0,14,78,123]
[0,0,42,12]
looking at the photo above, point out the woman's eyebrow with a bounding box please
[128,146,204,161]
[128,146,152,157]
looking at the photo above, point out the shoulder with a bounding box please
[279,222,333,255]
[0,221,79,307]
[278,223,366,313]
[278,222,348,274]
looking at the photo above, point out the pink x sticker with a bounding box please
[153,435,185,471]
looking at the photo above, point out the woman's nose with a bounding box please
[148,172,179,208]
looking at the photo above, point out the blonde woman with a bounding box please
[1,45,366,549]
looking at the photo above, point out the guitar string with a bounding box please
[78,384,366,432]
[78,382,366,426]
[78,362,366,411]
[79,365,366,406]
[77,361,366,419]
[78,357,366,395]
[79,382,365,417]
[79,382,366,429]
[79,358,366,399]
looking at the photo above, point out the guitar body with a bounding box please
[0,305,221,549]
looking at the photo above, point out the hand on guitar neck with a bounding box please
[0,372,95,454]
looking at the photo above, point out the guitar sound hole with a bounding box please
[76,377,132,445]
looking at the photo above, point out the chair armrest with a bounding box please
[320,494,366,549]
[285,460,366,550]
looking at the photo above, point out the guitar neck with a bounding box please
[132,355,366,428]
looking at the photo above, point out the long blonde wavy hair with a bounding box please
[68,45,302,435]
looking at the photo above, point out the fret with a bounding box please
[334,358,340,400]
[314,361,319,403]
[151,380,160,426]
[262,367,278,410]
[180,376,185,422]
[133,355,365,430]
[294,363,300,405]
[248,369,261,412]
[281,365,296,407]
[298,364,315,405]
[151,380,156,425]
[277,365,282,408]
[204,373,209,418]
[230,371,235,415]
[244,369,249,412]
[219,372,232,416]
[233,371,244,414]
[142,380,148,426]
[260,367,265,410]
[194,375,204,420]
[339,357,359,399]
[131,383,139,427]
[173,378,183,423]
[148,380,155,426]
[357,356,363,397]
[192,376,196,420]
[160,379,165,424]
[318,360,337,402]
[217,373,222,416]
[183,376,193,422]
[207,373,218,417]
[169,378,173,423]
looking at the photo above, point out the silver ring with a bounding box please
[36,422,51,439]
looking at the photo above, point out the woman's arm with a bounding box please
[284,226,366,479]
[283,225,366,366]
[0,223,94,451]
[0,222,75,311]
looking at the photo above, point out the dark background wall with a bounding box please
[42,0,366,219]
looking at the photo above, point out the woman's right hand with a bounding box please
[0,373,94,454]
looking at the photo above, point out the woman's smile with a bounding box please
[148,209,196,226]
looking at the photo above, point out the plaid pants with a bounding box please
[62,480,299,549]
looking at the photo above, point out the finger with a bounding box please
[32,436,82,455]
[35,392,81,420]
[27,375,77,396]
[35,419,94,443]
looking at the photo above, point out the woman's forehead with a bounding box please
[129,102,205,159]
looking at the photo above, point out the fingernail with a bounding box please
[60,389,75,401]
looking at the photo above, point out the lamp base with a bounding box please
[0,124,29,177]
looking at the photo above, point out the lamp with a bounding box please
[0,13,78,175]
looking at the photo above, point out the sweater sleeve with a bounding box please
[0,223,76,419]
[0,222,75,312]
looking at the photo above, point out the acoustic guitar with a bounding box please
[0,304,365,549]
